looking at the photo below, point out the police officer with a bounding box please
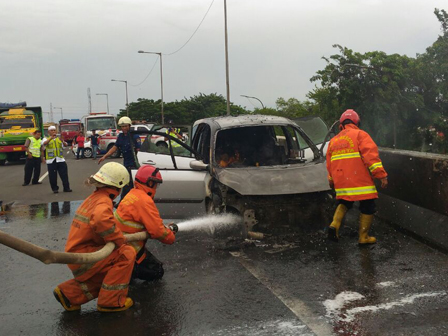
[42,126,72,193]
[98,117,141,199]
[23,129,44,186]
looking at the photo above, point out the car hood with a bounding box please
[215,162,330,195]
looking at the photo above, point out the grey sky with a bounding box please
[1,0,446,121]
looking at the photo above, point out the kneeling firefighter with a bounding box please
[114,165,177,281]
[326,109,388,244]
[54,162,137,312]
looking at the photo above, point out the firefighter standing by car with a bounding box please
[23,129,44,186]
[114,165,177,281]
[53,162,136,312]
[326,109,388,244]
[98,117,141,199]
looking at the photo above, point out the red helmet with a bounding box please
[339,109,360,126]
[135,165,163,186]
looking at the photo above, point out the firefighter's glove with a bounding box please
[380,177,388,189]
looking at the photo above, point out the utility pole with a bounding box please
[87,88,92,114]
[50,103,54,122]
[224,0,231,116]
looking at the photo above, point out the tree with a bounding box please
[118,93,249,124]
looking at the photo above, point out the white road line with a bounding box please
[230,251,333,336]
[38,171,48,183]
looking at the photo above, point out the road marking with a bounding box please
[230,251,332,336]
[324,290,447,323]
[38,171,48,183]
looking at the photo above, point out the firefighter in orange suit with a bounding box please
[53,162,137,312]
[327,109,388,244]
[115,165,176,281]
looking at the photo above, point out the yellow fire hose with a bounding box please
[0,230,150,265]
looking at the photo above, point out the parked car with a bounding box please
[134,115,333,233]
[71,140,97,158]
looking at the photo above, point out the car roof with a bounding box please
[193,114,294,130]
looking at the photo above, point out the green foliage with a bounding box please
[118,93,249,125]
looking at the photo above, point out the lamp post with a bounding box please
[138,50,164,124]
[224,0,231,116]
[96,93,109,114]
[53,107,63,119]
[240,95,265,109]
[111,79,129,116]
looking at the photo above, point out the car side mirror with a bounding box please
[190,160,208,171]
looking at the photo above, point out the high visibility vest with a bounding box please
[45,138,64,160]
[28,137,42,158]
[167,131,181,147]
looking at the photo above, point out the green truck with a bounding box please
[0,103,44,166]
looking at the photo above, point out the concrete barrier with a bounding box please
[376,148,448,250]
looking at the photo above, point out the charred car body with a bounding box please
[135,115,332,233]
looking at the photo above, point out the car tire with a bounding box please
[83,148,93,158]
[156,142,168,148]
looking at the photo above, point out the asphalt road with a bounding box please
[0,204,447,335]
[0,155,122,205]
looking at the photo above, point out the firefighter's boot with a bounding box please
[53,287,81,311]
[327,204,348,242]
[98,297,133,313]
[358,214,376,244]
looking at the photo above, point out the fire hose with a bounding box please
[0,230,154,265]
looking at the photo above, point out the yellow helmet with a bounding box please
[118,117,132,126]
[91,162,130,188]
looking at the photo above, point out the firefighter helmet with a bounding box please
[92,162,130,188]
[339,109,360,126]
[118,117,132,126]
[135,165,163,186]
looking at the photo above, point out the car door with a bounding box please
[293,116,331,159]
[134,126,208,219]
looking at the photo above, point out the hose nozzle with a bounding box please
[168,223,178,234]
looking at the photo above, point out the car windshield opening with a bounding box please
[215,125,308,168]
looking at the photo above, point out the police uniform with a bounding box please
[23,136,42,185]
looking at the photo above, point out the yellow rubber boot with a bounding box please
[328,204,348,242]
[53,287,81,312]
[98,297,133,313]
[358,214,376,244]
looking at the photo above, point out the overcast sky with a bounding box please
[1,0,446,121]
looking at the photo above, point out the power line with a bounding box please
[164,0,215,56]
[129,58,159,87]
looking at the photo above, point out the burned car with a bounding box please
[135,115,332,233]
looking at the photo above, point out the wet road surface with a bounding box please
[1,203,448,335]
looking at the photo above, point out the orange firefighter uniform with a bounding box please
[114,184,175,265]
[326,123,387,201]
[56,187,136,308]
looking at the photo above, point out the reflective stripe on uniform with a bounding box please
[330,152,361,161]
[77,281,95,300]
[74,213,90,224]
[369,162,383,173]
[28,137,42,157]
[72,263,95,278]
[155,230,169,241]
[98,224,117,238]
[335,185,377,197]
[129,241,143,254]
[101,283,129,291]
[114,211,145,230]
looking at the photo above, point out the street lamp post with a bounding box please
[138,50,164,124]
[111,79,129,116]
[224,0,231,116]
[96,93,109,114]
[53,107,63,120]
[240,95,265,109]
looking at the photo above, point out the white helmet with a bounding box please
[118,117,132,126]
[91,162,130,188]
